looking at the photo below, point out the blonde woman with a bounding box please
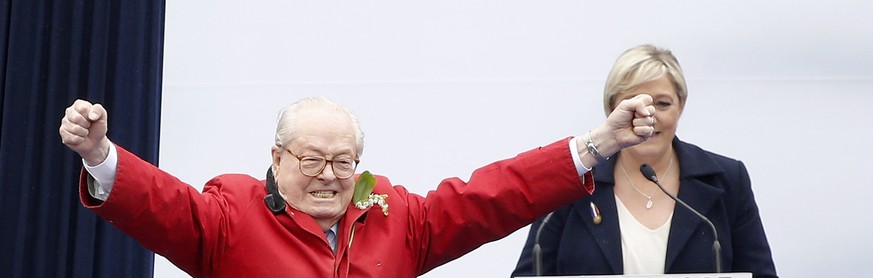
[513,45,777,277]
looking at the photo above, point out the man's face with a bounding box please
[271,108,358,228]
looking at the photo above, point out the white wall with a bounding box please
[159,1,873,277]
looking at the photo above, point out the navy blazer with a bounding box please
[513,138,777,277]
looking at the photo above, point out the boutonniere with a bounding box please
[353,171,388,216]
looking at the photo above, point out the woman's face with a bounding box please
[612,75,682,159]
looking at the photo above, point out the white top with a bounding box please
[616,195,672,275]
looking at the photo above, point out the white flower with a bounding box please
[354,193,389,216]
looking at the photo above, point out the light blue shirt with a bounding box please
[326,224,338,253]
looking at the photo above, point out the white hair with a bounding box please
[274,97,365,157]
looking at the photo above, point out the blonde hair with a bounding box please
[603,44,687,116]
[274,97,365,157]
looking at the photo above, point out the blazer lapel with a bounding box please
[664,139,725,271]
[664,178,722,269]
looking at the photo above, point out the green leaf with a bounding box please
[353,171,376,204]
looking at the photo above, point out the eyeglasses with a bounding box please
[285,149,359,179]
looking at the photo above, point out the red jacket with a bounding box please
[80,138,593,277]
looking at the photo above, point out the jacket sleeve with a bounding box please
[408,138,594,274]
[79,145,231,277]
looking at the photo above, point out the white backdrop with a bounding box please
[157,1,873,277]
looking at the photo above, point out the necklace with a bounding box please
[619,156,674,209]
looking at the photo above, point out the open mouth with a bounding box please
[310,191,336,199]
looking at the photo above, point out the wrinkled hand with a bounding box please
[59,99,111,165]
[583,94,656,159]
[604,94,656,149]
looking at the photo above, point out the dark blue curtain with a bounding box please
[0,0,164,277]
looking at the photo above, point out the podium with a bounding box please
[518,273,751,278]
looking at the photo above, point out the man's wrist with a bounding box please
[83,138,112,166]
[587,127,620,159]
[84,141,117,200]
[584,130,609,162]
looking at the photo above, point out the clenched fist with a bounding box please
[59,99,111,165]
[605,94,657,149]
[578,94,656,162]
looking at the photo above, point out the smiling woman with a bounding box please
[513,44,778,277]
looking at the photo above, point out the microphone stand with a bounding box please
[532,212,554,276]
[640,164,722,273]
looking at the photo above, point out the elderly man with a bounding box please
[60,96,655,277]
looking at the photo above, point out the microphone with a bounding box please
[640,164,722,273]
[532,212,554,276]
